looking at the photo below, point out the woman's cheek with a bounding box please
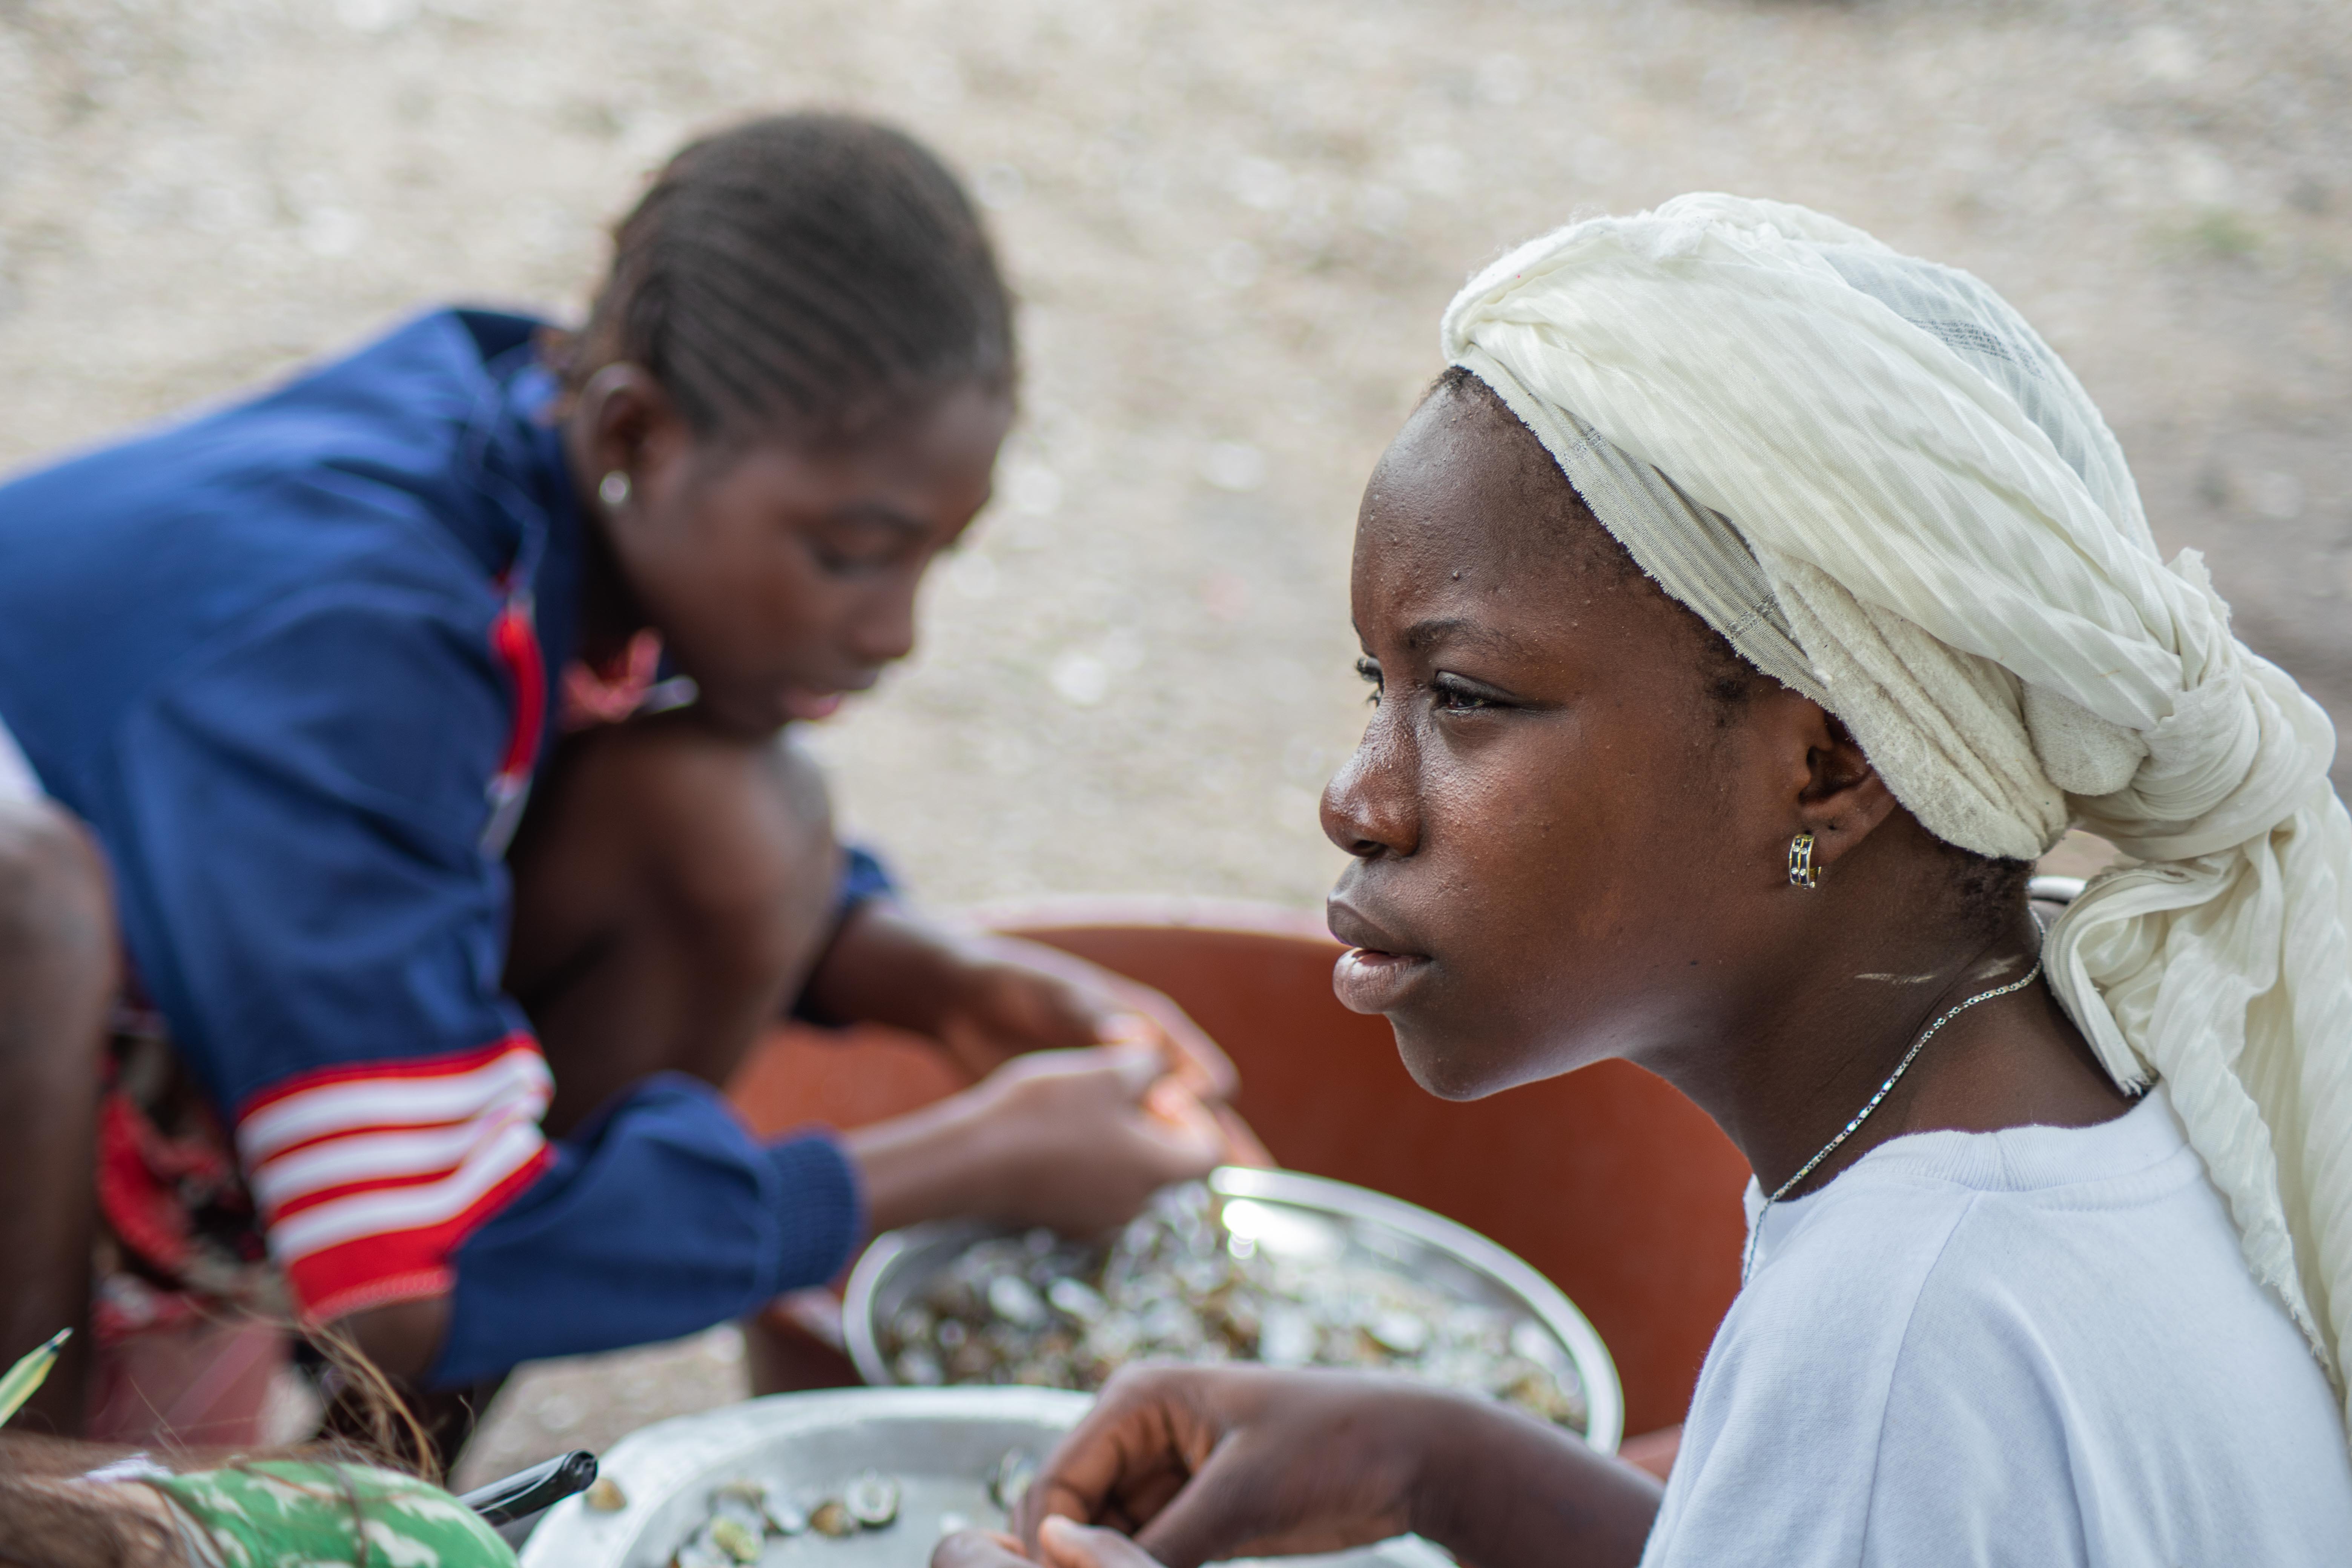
[1464,776,1577,905]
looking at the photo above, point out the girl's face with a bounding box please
[600,382,1013,736]
[1323,385,1812,1100]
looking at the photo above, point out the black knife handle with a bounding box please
[458,1449,600,1527]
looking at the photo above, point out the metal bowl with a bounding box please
[518,1385,1454,1568]
[844,1167,1624,1455]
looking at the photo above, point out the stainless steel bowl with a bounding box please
[518,1386,1454,1568]
[843,1167,1624,1455]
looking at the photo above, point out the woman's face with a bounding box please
[1323,384,1809,1100]
[602,382,1013,736]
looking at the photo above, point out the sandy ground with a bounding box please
[4,0,2346,1490]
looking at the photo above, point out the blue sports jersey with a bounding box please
[0,309,875,1383]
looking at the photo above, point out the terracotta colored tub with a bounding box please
[727,897,1750,1456]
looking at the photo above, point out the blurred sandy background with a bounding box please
[4,0,2345,1485]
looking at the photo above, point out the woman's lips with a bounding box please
[781,689,847,722]
[1332,946,1433,1014]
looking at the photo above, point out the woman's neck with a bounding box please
[1653,905,2133,1201]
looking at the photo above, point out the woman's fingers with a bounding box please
[1019,1367,1425,1568]
[1096,1000,1237,1103]
[1037,1517,1170,1568]
[933,1529,1034,1568]
[1119,1439,1283,1568]
[930,1521,1169,1568]
[1017,1365,1222,1542]
[1131,1445,1399,1568]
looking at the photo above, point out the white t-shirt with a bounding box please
[1641,1085,2352,1566]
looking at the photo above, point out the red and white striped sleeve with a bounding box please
[234,1036,556,1324]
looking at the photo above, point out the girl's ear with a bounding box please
[571,363,692,514]
[1795,709,1900,872]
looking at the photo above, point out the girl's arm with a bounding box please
[418,1044,1224,1386]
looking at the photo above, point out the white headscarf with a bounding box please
[1442,194,2352,1411]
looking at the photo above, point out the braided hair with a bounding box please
[562,113,1015,444]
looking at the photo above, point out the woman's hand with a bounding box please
[802,906,1242,1106]
[1007,1365,1430,1567]
[1000,1364,1663,1568]
[845,1044,1227,1237]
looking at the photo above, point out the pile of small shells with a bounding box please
[665,1451,1036,1568]
[668,1471,901,1567]
[879,1183,1588,1433]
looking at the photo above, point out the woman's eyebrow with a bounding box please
[825,500,930,535]
[1401,615,1526,654]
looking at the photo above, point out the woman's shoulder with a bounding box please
[1653,1092,2352,1566]
[1742,1086,2334,1452]
[1749,1086,2221,1308]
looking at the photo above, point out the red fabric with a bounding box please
[285,1146,550,1325]
[91,1047,269,1346]
[562,627,665,729]
[489,594,545,783]
[96,1094,200,1278]
[235,1035,553,1324]
[234,1033,544,1123]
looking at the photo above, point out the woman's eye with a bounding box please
[807,517,921,577]
[814,538,903,576]
[1432,676,1498,713]
[1354,657,1383,706]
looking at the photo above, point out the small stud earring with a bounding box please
[1788,831,1819,890]
[597,471,631,508]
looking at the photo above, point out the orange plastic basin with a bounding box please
[727,898,1749,1442]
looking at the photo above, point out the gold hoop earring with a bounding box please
[1788,831,1819,890]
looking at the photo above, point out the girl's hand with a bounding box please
[931,937,1236,1105]
[962,1046,1227,1235]
[846,1044,1227,1237]
[802,906,1244,1107]
[934,1519,1165,1568]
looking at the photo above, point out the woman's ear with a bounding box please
[1796,710,1900,872]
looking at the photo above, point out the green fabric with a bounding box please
[143,1460,519,1568]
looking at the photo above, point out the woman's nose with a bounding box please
[849,580,920,667]
[1321,722,1419,860]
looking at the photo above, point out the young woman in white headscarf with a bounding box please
[935,195,2352,1566]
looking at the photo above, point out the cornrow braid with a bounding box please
[562,112,1015,443]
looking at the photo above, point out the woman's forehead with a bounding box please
[1354,386,1645,630]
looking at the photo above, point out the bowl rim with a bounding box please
[842,1166,1624,1454]
[519,1385,1093,1567]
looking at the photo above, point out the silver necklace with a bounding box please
[1741,952,2045,1284]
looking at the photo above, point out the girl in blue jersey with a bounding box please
[0,114,1231,1452]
